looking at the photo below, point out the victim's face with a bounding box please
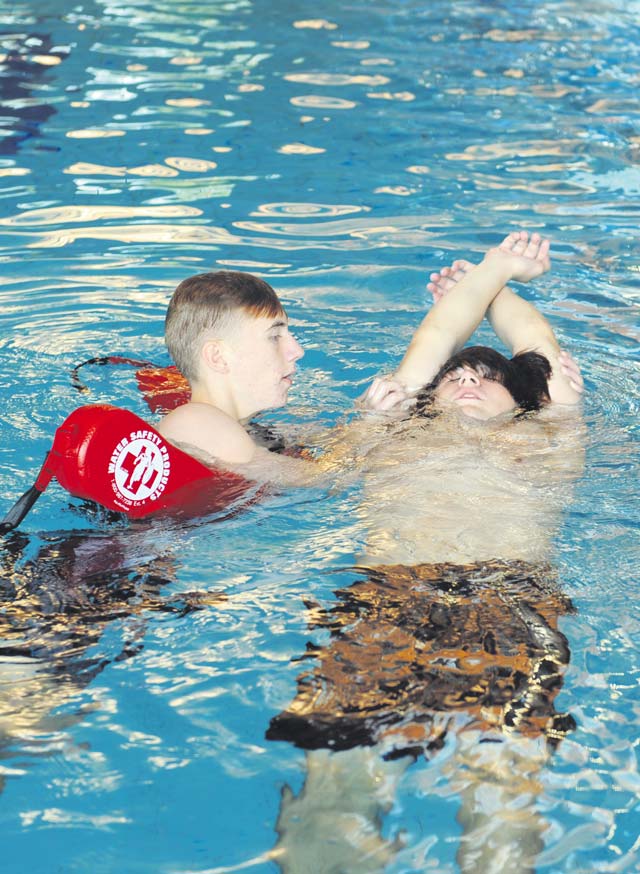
[227,312,304,419]
[434,365,516,420]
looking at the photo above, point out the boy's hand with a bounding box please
[558,350,584,394]
[359,376,414,413]
[487,230,551,282]
[427,259,473,303]
[427,231,549,304]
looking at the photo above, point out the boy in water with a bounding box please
[158,232,581,480]
[363,230,582,416]
[157,270,304,467]
[269,233,586,874]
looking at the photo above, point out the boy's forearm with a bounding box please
[488,287,582,405]
[487,286,559,356]
[395,254,514,390]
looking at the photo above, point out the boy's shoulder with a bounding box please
[157,401,256,465]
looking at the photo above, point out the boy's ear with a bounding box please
[202,338,230,374]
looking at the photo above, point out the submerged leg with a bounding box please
[452,732,549,874]
[274,746,409,874]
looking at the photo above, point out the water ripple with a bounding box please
[283,72,391,87]
[0,204,202,226]
[289,95,358,110]
[251,202,369,218]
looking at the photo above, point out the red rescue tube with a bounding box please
[0,405,253,532]
[70,356,190,415]
[135,365,190,415]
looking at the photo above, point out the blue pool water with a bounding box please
[0,1,638,872]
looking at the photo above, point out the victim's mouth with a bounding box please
[454,389,483,401]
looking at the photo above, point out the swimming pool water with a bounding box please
[0,1,638,872]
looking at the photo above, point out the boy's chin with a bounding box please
[460,406,493,421]
[452,402,515,422]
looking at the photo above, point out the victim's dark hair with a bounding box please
[414,345,552,417]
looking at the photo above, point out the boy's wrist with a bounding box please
[482,248,520,284]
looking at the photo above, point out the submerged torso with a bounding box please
[268,409,584,755]
[353,410,583,566]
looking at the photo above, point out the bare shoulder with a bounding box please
[506,409,586,478]
[157,402,256,464]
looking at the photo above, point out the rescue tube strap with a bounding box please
[71,355,190,414]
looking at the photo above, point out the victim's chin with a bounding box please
[458,402,517,421]
[458,405,492,421]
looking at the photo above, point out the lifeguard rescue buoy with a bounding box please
[135,364,189,414]
[0,404,252,533]
[71,356,190,414]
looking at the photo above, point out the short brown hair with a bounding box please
[164,270,284,381]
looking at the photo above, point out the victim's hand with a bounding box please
[359,376,415,413]
[558,350,585,394]
[427,259,474,303]
[489,230,551,282]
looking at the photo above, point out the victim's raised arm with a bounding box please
[393,231,551,392]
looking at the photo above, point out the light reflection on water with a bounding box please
[0,0,638,872]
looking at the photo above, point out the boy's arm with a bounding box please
[393,231,550,392]
[158,402,257,464]
[487,286,582,405]
[158,402,330,487]
[427,258,583,406]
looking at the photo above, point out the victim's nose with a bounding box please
[458,368,479,385]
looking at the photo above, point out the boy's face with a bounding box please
[434,365,516,420]
[226,311,304,419]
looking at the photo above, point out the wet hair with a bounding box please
[414,345,552,418]
[164,270,284,382]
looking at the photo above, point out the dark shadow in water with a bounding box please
[0,32,69,154]
[268,561,577,874]
[0,525,224,788]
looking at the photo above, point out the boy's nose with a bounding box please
[288,335,304,361]
[458,369,479,385]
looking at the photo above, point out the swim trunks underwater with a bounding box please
[267,561,577,759]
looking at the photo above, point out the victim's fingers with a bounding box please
[510,230,530,255]
[498,230,525,254]
[538,237,551,265]
[522,232,541,259]
[361,376,410,410]
[427,272,457,298]
[558,351,585,391]
[528,235,551,266]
